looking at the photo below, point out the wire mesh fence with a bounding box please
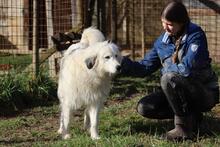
[0,0,220,78]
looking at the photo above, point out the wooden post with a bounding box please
[71,0,83,27]
[111,0,117,43]
[100,0,106,35]
[32,0,39,78]
[126,0,130,47]
[141,0,145,58]
[97,0,100,29]
[84,0,96,27]
[46,0,53,48]
[131,0,135,60]
[71,0,77,27]
[46,0,58,77]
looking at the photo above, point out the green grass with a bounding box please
[212,64,220,77]
[0,53,32,65]
[0,74,220,146]
[0,94,220,146]
[0,53,32,71]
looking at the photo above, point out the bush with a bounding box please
[0,70,57,114]
[212,64,220,77]
[0,71,26,109]
[28,71,57,100]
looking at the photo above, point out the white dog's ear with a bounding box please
[85,56,97,69]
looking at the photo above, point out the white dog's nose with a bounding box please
[116,65,121,72]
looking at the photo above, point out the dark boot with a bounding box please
[166,115,193,141]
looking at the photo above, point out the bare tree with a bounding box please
[125,0,130,47]
[141,0,145,58]
[84,0,96,28]
[71,0,83,27]
[111,0,117,43]
[97,0,106,35]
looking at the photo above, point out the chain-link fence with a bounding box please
[0,0,220,78]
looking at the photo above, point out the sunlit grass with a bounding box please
[0,53,32,66]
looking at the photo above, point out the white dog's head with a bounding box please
[85,41,122,77]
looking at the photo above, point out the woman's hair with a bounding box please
[161,1,190,24]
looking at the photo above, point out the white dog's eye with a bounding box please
[115,55,118,58]
[105,56,110,59]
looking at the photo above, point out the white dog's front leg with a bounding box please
[84,108,90,130]
[58,110,63,134]
[88,104,100,140]
[60,105,71,139]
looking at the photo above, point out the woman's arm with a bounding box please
[121,45,161,77]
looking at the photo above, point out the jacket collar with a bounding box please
[161,22,196,45]
[162,32,188,45]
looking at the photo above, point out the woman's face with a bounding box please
[161,18,183,36]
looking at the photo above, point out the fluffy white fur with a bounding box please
[57,41,122,140]
[64,27,105,56]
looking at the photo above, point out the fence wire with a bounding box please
[0,0,220,78]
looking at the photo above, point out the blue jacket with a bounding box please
[123,22,212,79]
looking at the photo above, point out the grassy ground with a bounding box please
[0,76,220,146]
[0,54,32,65]
[0,54,32,73]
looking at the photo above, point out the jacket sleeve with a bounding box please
[162,31,209,77]
[121,43,161,77]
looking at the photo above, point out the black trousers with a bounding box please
[137,72,219,119]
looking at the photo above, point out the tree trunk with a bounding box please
[84,0,96,28]
[46,0,53,48]
[111,0,117,43]
[125,0,130,47]
[71,0,83,28]
[141,0,145,58]
[131,0,135,60]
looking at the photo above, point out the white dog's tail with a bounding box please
[80,27,105,46]
[64,27,105,56]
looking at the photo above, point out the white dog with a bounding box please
[64,27,105,56]
[57,41,122,140]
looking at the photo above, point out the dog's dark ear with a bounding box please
[85,56,97,69]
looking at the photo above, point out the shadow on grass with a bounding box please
[198,116,220,137]
[0,96,59,117]
[0,136,59,146]
[131,119,172,136]
[110,75,160,99]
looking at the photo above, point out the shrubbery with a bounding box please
[0,70,57,114]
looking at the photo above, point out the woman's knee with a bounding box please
[136,97,173,119]
[161,72,184,90]
[161,73,177,88]
[136,98,153,117]
[136,92,172,118]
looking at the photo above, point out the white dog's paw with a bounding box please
[91,135,101,140]
[57,128,63,134]
[63,134,71,140]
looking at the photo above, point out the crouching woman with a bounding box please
[121,1,219,141]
